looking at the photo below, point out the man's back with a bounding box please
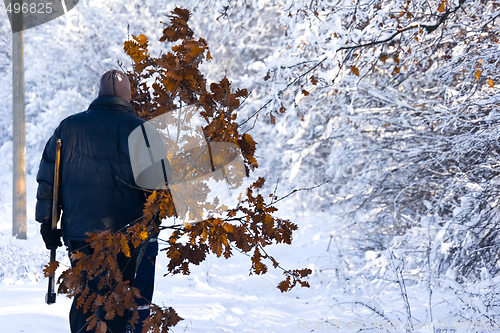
[36,95,147,240]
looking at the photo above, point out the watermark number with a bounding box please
[5,2,53,14]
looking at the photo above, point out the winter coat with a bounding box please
[35,95,153,241]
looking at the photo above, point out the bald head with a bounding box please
[98,70,131,102]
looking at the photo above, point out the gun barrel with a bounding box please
[51,139,62,230]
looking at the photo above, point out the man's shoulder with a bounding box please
[55,96,146,135]
[57,110,87,129]
[62,103,143,123]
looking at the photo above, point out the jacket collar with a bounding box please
[88,95,135,114]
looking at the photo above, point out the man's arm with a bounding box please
[35,131,59,224]
[36,129,63,249]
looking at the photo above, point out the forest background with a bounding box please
[0,0,500,332]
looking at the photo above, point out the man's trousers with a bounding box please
[65,239,137,333]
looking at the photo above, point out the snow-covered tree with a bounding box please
[203,0,500,322]
[2,0,500,329]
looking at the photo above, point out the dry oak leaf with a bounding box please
[43,261,59,278]
[351,65,360,76]
[437,1,446,12]
[270,112,276,125]
[277,277,291,292]
[252,177,265,189]
[475,70,482,81]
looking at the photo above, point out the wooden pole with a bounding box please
[12,4,26,240]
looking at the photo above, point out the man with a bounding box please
[36,70,163,333]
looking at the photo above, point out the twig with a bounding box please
[270,178,280,205]
[389,250,413,332]
[273,180,330,205]
[238,57,328,127]
[238,0,468,127]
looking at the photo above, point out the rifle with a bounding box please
[46,138,62,305]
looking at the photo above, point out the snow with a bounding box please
[2,185,497,332]
[0,172,457,332]
[0,284,71,333]
[0,181,333,332]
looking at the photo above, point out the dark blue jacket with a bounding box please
[35,96,149,241]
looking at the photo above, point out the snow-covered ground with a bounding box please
[0,171,332,333]
[2,172,498,332]
[0,173,448,333]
